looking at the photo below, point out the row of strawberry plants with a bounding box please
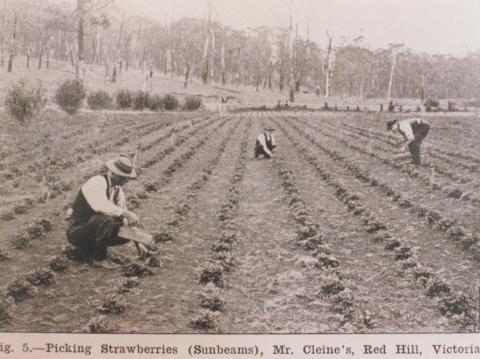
[190,122,251,332]
[167,119,243,227]
[282,116,480,259]
[137,117,231,195]
[136,116,208,153]
[294,114,480,205]
[139,117,218,169]
[273,116,476,328]
[272,155,374,331]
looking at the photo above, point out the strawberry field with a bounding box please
[0,110,479,333]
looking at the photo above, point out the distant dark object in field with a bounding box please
[380,104,383,112]
[447,101,456,111]
[388,101,395,112]
[323,102,329,110]
[424,98,439,112]
[220,96,234,103]
[399,105,403,112]
[356,105,360,112]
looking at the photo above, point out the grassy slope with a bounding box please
[0,56,445,111]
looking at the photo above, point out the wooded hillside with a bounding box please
[1,0,479,100]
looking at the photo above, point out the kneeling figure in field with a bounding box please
[66,154,144,267]
[254,128,276,159]
[386,118,430,165]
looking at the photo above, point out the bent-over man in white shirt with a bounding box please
[387,118,430,165]
[255,128,276,159]
[66,154,141,266]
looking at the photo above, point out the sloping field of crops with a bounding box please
[0,110,479,333]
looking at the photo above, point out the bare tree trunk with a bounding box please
[69,44,76,68]
[94,27,101,64]
[209,28,215,80]
[279,66,284,91]
[184,61,190,88]
[104,60,109,81]
[201,33,210,83]
[324,31,334,98]
[386,44,403,102]
[0,0,5,67]
[77,0,85,76]
[26,49,30,68]
[38,47,43,69]
[387,52,397,102]
[115,12,125,78]
[288,3,295,102]
[201,0,213,84]
[220,40,226,85]
[420,74,425,102]
[46,35,50,69]
[7,12,16,72]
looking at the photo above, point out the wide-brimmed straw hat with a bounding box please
[105,154,137,179]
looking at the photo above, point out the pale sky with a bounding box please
[125,0,480,56]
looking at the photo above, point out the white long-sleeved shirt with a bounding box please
[257,133,276,156]
[395,118,424,141]
[81,175,126,217]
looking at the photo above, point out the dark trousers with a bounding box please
[254,140,271,159]
[66,214,128,261]
[409,123,430,165]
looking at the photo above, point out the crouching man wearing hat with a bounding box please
[254,128,276,159]
[386,118,430,165]
[66,154,141,267]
